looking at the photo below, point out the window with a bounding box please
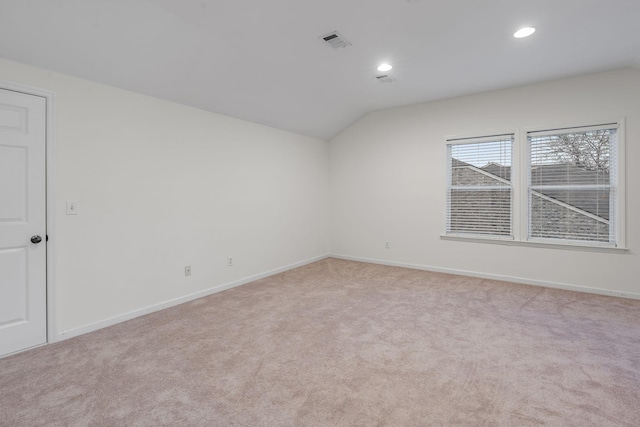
[445,121,624,249]
[527,125,618,245]
[446,135,514,238]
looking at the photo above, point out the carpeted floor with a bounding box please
[1,258,639,426]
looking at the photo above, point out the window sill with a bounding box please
[440,234,629,254]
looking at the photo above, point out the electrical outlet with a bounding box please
[227,256,233,267]
[385,241,390,249]
[185,265,191,276]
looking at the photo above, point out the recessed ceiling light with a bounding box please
[377,63,393,72]
[514,27,536,38]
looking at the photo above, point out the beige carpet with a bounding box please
[1,258,639,426]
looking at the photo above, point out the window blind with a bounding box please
[527,126,617,244]
[446,135,513,237]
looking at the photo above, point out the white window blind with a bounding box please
[446,135,513,238]
[527,125,617,245]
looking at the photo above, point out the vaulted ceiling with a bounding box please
[1,0,639,140]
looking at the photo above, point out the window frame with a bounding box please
[445,133,516,240]
[442,119,626,252]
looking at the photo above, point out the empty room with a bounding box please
[1,0,639,425]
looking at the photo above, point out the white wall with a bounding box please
[0,58,330,337]
[330,68,640,298]
[2,57,637,343]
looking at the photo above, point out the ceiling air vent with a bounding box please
[376,74,396,83]
[320,31,351,49]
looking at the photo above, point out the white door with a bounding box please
[0,88,47,357]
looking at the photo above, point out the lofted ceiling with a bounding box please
[1,0,639,140]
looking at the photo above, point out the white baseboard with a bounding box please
[55,252,639,342]
[329,253,640,301]
[58,254,330,341]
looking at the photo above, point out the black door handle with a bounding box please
[31,235,42,244]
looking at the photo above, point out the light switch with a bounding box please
[66,200,79,215]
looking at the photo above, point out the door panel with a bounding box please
[0,145,27,221]
[0,247,27,326]
[0,88,47,357]
[0,103,28,134]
